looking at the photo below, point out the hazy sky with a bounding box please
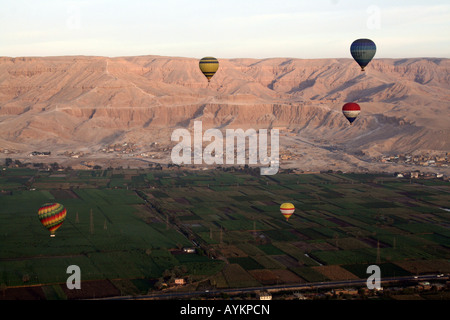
[1,0,449,59]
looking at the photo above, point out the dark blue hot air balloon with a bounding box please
[350,39,376,71]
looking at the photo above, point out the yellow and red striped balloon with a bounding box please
[280,203,295,221]
[38,203,67,237]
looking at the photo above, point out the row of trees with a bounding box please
[3,158,104,171]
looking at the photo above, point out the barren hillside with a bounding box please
[0,56,448,173]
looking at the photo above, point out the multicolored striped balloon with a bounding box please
[38,203,67,237]
[199,57,219,82]
[280,203,295,221]
[342,102,361,125]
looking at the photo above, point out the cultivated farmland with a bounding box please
[0,167,449,299]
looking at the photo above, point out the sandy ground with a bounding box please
[3,135,448,177]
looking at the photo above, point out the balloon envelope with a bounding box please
[199,57,219,82]
[280,203,295,221]
[38,203,67,237]
[350,39,376,71]
[342,102,361,124]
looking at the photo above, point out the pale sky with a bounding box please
[0,0,449,59]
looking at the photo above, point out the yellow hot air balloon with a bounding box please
[199,57,219,82]
[38,203,67,237]
[280,203,295,221]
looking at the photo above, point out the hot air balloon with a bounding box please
[38,203,67,237]
[280,203,295,221]
[342,102,361,125]
[350,39,376,71]
[199,57,219,82]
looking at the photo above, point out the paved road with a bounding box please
[98,273,448,300]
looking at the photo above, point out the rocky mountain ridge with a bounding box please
[0,55,448,172]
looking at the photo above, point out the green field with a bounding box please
[0,167,449,299]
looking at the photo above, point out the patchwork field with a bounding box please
[0,166,449,299]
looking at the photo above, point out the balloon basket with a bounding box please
[50,234,55,238]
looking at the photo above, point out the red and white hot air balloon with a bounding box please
[342,102,361,125]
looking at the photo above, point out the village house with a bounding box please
[257,291,272,300]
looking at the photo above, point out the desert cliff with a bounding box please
[0,55,448,173]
